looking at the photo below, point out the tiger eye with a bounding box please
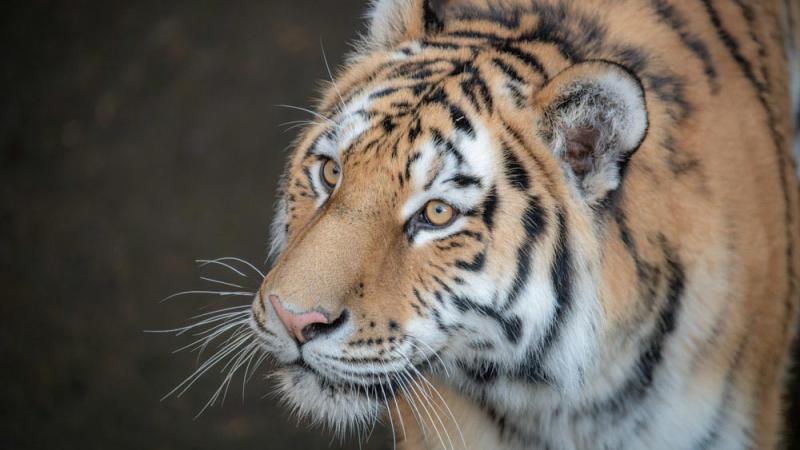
[424,200,455,226]
[321,158,340,189]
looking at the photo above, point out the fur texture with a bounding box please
[248,1,800,449]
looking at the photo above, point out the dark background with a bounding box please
[0,1,797,449]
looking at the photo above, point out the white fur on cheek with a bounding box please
[267,191,289,262]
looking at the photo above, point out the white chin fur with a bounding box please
[273,366,383,435]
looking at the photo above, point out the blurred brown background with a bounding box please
[0,1,797,449]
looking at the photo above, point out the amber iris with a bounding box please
[424,200,455,226]
[321,158,340,189]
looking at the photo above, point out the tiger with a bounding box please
[242,0,800,448]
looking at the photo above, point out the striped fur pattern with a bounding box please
[248,1,800,448]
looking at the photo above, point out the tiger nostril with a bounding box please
[269,294,349,344]
[301,309,349,343]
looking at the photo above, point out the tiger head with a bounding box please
[249,0,648,431]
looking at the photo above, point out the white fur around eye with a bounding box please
[308,159,333,208]
[400,123,496,225]
[410,216,469,247]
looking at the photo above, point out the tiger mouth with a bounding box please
[286,358,403,400]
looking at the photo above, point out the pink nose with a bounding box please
[269,295,329,343]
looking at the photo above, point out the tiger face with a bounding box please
[249,0,648,433]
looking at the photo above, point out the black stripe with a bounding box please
[589,235,685,416]
[420,38,464,50]
[431,128,466,165]
[441,229,484,243]
[700,0,796,324]
[494,42,549,79]
[455,251,486,272]
[404,151,421,181]
[423,0,444,33]
[614,207,661,310]
[481,186,499,231]
[519,2,607,61]
[457,64,494,112]
[448,173,481,188]
[451,295,523,344]
[302,166,320,199]
[611,44,650,74]
[651,0,719,93]
[457,359,499,383]
[510,211,574,383]
[491,57,525,84]
[370,87,400,99]
[447,29,506,41]
[539,210,574,354]
[646,72,691,122]
[449,104,475,136]
[501,195,547,310]
[502,144,530,191]
[408,116,422,143]
[412,287,429,308]
[732,0,771,92]
[633,236,684,394]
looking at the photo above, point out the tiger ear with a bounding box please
[365,0,448,50]
[535,60,648,205]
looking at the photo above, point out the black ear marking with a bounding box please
[536,60,649,204]
[423,0,446,33]
[365,0,451,50]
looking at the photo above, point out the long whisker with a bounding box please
[407,338,452,377]
[397,369,452,450]
[241,345,263,401]
[196,339,259,418]
[205,256,266,278]
[320,38,346,113]
[160,290,253,303]
[200,276,245,289]
[162,333,251,401]
[146,307,249,334]
[166,312,248,340]
[394,348,465,449]
[189,304,251,320]
[275,104,337,127]
[378,381,397,450]
[195,259,247,277]
[393,371,431,444]
[385,373,407,442]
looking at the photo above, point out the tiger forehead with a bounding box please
[310,58,516,162]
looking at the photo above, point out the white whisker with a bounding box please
[378,381,397,450]
[162,333,251,401]
[160,290,253,303]
[320,38,346,113]
[275,104,337,127]
[206,256,266,278]
[195,259,247,277]
[199,276,245,289]
[396,349,466,449]
[398,369,452,450]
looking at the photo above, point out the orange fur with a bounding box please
[254,1,800,448]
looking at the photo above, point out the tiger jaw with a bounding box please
[271,364,385,432]
[248,296,436,431]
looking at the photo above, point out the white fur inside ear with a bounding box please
[365,0,419,50]
[595,69,647,152]
[540,63,647,203]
